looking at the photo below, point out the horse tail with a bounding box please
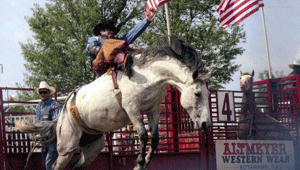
[15,87,81,144]
[15,118,58,144]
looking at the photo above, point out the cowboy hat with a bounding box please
[93,20,120,36]
[288,60,300,69]
[34,81,56,95]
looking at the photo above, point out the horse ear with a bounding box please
[200,71,212,82]
[192,70,199,81]
[240,70,243,75]
[251,70,255,77]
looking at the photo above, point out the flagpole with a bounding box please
[260,7,272,79]
[164,3,171,45]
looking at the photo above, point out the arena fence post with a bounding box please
[0,88,6,170]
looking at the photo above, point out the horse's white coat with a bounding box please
[52,53,212,170]
[74,56,211,133]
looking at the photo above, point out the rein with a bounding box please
[111,67,119,89]
[111,68,129,116]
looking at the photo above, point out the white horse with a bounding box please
[15,35,212,170]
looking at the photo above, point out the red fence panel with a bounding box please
[0,89,4,170]
[2,76,300,170]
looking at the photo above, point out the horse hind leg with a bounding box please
[52,152,75,170]
[130,121,148,170]
[125,108,149,170]
[53,135,81,170]
[70,132,105,170]
[53,115,82,169]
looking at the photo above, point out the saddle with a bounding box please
[92,39,133,79]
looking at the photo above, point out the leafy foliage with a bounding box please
[258,69,285,80]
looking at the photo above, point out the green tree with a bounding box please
[21,0,245,90]
[258,70,285,80]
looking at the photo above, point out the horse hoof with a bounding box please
[133,165,147,170]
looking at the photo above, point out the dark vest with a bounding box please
[88,35,116,67]
[95,35,115,48]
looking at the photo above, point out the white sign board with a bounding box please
[217,91,235,122]
[216,140,295,170]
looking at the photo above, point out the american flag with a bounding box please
[144,0,169,18]
[146,0,169,10]
[217,0,264,28]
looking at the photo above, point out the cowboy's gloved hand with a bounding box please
[145,8,156,20]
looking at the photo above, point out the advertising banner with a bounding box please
[216,140,295,170]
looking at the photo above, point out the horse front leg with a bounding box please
[126,110,148,170]
[144,111,160,168]
[134,129,148,170]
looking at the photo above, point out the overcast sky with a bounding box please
[1,0,300,97]
[223,0,300,90]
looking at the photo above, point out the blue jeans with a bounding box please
[41,143,58,170]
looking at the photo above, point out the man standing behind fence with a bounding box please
[283,60,300,89]
[288,59,300,76]
[34,81,61,170]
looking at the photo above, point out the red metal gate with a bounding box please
[1,75,300,169]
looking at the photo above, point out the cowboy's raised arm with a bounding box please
[120,8,156,44]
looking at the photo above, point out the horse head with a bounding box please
[240,70,254,91]
[180,70,212,132]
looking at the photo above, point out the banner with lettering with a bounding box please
[216,140,295,170]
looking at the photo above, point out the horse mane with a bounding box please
[131,35,205,73]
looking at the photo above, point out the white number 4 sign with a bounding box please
[217,92,235,122]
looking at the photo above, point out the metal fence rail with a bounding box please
[1,75,300,169]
